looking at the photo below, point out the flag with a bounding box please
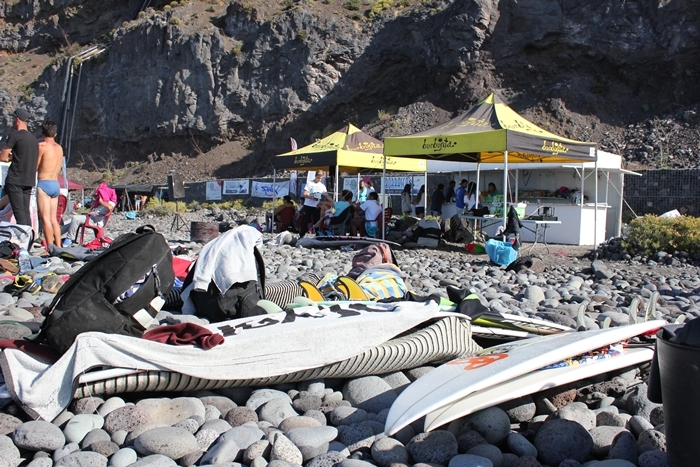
[290,137,298,151]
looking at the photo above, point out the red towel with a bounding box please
[172,257,193,280]
[142,323,224,349]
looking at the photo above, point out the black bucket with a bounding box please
[656,330,700,466]
[190,222,219,243]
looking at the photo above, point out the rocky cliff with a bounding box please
[0,0,698,184]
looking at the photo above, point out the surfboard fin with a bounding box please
[628,297,640,324]
[299,281,325,302]
[645,292,659,322]
[337,276,370,300]
[576,302,587,331]
[257,299,284,314]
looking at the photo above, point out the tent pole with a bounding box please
[580,166,585,245]
[503,151,508,228]
[272,169,277,233]
[335,165,339,201]
[515,169,519,203]
[475,163,481,210]
[382,155,387,240]
[594,149,599,249]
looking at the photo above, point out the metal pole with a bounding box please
[503,152,508,228]
[272,169,277,233]
[65,62,83,165]
[580,166,585,245]
[594,149,599,248]
[475,163,481,210]
[382,155,387,240]
[335,165,339,201]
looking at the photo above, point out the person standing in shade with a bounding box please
[299,170,327,237]
[414,185,426,218]
[36,120,64,247]
[444,180,456,202]
[401,184,412,216]
[357,180,368,203]
[430,183,445,216]
[0,108,39,226]
[455,179,468,210]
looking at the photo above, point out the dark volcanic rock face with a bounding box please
[0,0,698,181]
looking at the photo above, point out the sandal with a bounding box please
[7,275,41,296]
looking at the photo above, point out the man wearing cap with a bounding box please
[0,109,39,226]
[455,179,468,210]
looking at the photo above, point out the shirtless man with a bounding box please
[36,121,64,247]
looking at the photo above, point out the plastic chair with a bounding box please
[77,211,113,246]
[374,207,393,238]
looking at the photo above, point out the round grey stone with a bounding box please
[204,404,222,421]
[27,458,52,467]
[293,393,323,413]
[104,405,152,435]
[589,426,629,457]
[64,414,105,444]
[243,439,271,463]
[608,431,638,464]
[0,434,20,467]
[637,430,666,451]
[466,444,502,467]
[638,449,669,467]
[304,409,328,426]
[97,397,126,417]
[554,404,596,431]
[306,451,349,467]
[447,454,494,467]
[464,407,511,444]
[199,438,240,465]
[136,397,205,426]
[0,413,22,436]
[173,418,202,434]
[506,433,537,458]
[370,437,409,466]
[596,411,627,427]
[269,432,304,465]
[456,430,488,454]
[339,423,375,452]
[649,406,664,427]
[14,420,66,451]
[406,430,458,465]
[199,395,237,416]
[343,376,397,414]
[278,415,322,432]
[629,415,655,437]
[53,443,80,462]
[225,406,259,426]
[126,454,178,467]
[219,425,265,450]
[133,427,198,459]
[498,396,536,423]
[195,428,220,451]
[54,452,108,467]
[533,419,593,466]
[625,384,660,420]
[88,440,120,457]
[80,429,111,449]
[110,448,138,467]
[331,406,369,426]
[71,397,105,415]
[258,398,299,427]
[247,389,293,411]
[287,425,338,461]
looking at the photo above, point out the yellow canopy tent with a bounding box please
[384,93,602,244]
[274,123,426,173]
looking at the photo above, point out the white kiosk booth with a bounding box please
[427,151,639,246]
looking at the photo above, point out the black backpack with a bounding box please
[36,226,174,354]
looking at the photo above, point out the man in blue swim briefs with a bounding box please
[36,121,64,247]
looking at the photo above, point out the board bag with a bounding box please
[37,225,174,354]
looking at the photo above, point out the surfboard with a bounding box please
[470,325,534,340]
[384,320,664,435]
[423,346,654,431]
[475,312,573,335]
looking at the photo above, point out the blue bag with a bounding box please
[485,238,518,266]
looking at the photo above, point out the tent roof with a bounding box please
[275,124,427,172]
[58,177,83,190]
[383,94,597,163]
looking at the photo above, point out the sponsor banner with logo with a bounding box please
[223,179,249,195]
[206,181,222,200]
[252,180,290,198]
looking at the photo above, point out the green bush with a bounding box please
[143,198,178,217]
[369,0,392,17]
[201,199,248,210]
[621,214,700,254]
[343,0,361,10]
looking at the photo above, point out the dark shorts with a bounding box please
[37,180,60,198]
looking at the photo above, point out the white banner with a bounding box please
[206,181,222,200]
[289,171,297,196]
[384,176,414,194]
[223,179,249,195]
[343,178,358,199]
[252,180,290,198]
[412,175,425,195]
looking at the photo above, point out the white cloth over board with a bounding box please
[0,301,441,421]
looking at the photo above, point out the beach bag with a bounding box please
[414,219,442,247]
[348,243,396,279]
[0,221,34,250]
[448,214,473,244]
[185,247,267,323]
[485,238,518,266]
[36,226,174,354]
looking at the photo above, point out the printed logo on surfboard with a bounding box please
[447,353,508,370]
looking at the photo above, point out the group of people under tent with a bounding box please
[427,179,499,217]
[0,108,116,248]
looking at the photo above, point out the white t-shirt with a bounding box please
[465,193,476,210]
[303,180,327,208]
[361,200,383,223]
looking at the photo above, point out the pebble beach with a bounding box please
[0,209,688,467]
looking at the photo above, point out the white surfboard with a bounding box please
[470,325,535,340]
[475,312,573,335]
[384,320,664,435]
[423,346,654,431]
